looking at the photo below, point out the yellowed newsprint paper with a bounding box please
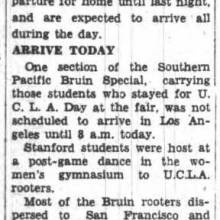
[0,1,220,220]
